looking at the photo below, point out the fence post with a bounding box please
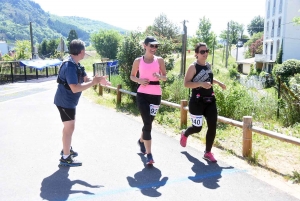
[180,100,188,128]
[242,116,252,157]
[117,84,122,104]
[98,84,103,96]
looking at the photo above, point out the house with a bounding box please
[0,41,9,55]
[236,58,256,74]
[255,0,300,73]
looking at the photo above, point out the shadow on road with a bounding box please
[126,153,169,197]
[40,166,103,201]
[181,151,234,189]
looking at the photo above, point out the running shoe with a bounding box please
[180,130,188,147]
[137,139,146,154]
[203,152,217,163]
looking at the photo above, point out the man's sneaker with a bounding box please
[203,152,217,163]
[59,155,82,167]
[180,130,188,147]
[60,146,78,157]
[146,153,154,165]
[137,139,146,154]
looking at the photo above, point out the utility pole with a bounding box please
[225,22,230,68]
[211,37,215,68]
[180,20,188,76]
[236,45,239,61]
[29,22,34,59]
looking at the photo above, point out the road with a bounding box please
[0,78,299,201]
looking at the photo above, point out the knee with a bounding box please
[191,126,202,133]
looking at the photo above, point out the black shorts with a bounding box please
[56,106,76,122]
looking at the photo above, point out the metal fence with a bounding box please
[0,61,59,84]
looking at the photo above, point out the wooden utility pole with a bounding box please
[211,37,215,68]
[30,22,34,59]
[225,22,230,68]
[180,20,188,76]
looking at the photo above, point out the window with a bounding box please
[279,0,283,13]
[271,20,275,37]
[266,22,269,38]
[277,39,280,54]
[277,17,281,37]
[273,0,276,16]
[267,1,270,18]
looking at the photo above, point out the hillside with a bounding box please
[0,0,127,44]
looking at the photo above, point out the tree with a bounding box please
[247,16,264,36]
[276,39,283,64]
[15,40,31,59]
[67,29,78,47]
[190,16,215,49]
[293,10,300,24]
[219,21,244,45]
[90,29,122,59]
[150,13,180,39]
[244,32,263,58]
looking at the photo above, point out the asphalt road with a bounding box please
[0,78,299,201]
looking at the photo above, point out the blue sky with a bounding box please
[33,0,265,36]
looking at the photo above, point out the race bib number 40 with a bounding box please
[190,114,203,127]
[150,104,160,116]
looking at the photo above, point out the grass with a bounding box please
[82,49,300,183]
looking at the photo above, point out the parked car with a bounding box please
[236,41,243,47]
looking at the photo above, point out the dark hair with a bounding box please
[194,42,207,53]
[69,39,85,55]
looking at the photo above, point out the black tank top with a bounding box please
[191,62,214,98]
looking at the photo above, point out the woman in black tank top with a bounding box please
[180,42,226,163]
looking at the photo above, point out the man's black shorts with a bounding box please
[56,106,76,122]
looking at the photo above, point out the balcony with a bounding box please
[255,54,275,63]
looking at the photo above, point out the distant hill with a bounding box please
[0,0,127,44]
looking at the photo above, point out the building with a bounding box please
[255,0,300,73]
[0,41,9,55]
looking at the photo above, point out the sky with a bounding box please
[32,0,265,37]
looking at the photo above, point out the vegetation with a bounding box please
[244,32,264,58]
[247,16,264,36]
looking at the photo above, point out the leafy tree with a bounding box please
[150,13,180,39]
[90,29,122,59]
[67,29,78,47]
[276,39,283,64]
[15,40,31,59]
[219,21,244,45]
[244,32,264,58]
[190,16,215,49]
[247,16,264,36]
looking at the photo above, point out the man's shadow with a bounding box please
[126,153,168,197]
[181,151,234,189]
[40,167,103,201]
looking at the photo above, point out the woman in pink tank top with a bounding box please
[130,36,167,165]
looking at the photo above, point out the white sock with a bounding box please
[63,154,70,159]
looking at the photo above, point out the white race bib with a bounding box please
[150,104,160,116]
[190,114,203,127]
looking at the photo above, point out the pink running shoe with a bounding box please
[180,130,187,147]
[203,152,217,163]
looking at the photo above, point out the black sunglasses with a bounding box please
[199,49,209,55]
[149,44,159,48]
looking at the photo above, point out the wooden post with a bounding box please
[180,100,188,128]
[98,84,103,96]
[117,84,122,104]
[242,116,252,157]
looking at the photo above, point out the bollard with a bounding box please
[98,84,103,96]
[242,116,252,157]
[180,100,188,128]
[117,84,122,104]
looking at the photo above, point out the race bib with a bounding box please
[190,114,203,127]
[150,104,160,116]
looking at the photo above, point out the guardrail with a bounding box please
[96,83,300,157]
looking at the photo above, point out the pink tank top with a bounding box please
[137,56,162,95]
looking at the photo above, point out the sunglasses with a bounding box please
[199,49,209,55]
[149,44,159,49]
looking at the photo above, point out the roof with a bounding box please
[236,57,255,64]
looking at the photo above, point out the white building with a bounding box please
[255,0,300,73]
[0,41,9,55]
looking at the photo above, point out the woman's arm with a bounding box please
[213,79,226,90]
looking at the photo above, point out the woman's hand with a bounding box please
[138,78,150,86]
[219,82,226,90]
[153,72,161,79]
[200,82,212,89]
